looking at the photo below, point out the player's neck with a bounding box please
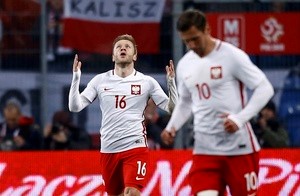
[203,37,216,57]
[195,37,215,57]
[114,64,135,78]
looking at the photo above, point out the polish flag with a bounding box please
[61,0,166,54]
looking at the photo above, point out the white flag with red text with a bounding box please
[62,0,166,54]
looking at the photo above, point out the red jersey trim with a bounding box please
[142,101,149,147]
[239,81,256,152]
[239,81,245,107]
[216,40,222,51]
[141,120,148,147]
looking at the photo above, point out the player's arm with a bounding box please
[227,51,274,129]
[68,54,91,112]
[150,62,177,114]
[165,60,178,113]
[161,81,192,145]
[228,78,274,129]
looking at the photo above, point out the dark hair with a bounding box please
[263,101,276,113]
[112,34,137,55]
[52,110,72,127]
[176,9,207,32]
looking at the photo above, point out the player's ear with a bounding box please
[133,54,137,62]
[112,55,115,62]
[205,24,211,34]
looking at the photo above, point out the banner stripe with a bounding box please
[62,18,160,54]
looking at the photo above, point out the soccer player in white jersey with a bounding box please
[68,34,177,196]
[161,10,274,196]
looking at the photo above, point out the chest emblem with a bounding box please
[211,66,222,79]
[131,85,141,95]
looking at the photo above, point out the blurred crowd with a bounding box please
[0,100,92,151]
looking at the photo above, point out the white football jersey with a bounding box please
[81,70,171,153]
[166,39,274,155]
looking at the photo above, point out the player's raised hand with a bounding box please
[73,54,82,72]
[166,60,175,79]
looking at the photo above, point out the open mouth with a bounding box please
[120,52,126,57]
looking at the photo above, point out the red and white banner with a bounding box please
[0,149,300,195]
[207,12,300,54]
[61,0,165,54]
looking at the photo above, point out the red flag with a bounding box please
[61,0,165,54]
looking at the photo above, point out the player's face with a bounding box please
[179,25,208,57]
[112,40,137,65]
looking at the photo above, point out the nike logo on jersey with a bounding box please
[104,87,112,91]
[136,176,144,180]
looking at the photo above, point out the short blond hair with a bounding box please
[112,34,137,54]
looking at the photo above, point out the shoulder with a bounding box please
[137,72,160,89]
[90,70,112,82]
[135,71,155,81]
[135,70,146,77]
[98,70,113,78]
[177,51,197,74]
[218,40,248,57]
[178,50,197,65]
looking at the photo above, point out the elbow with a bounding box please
[267,81,275,99]
[68,107,77,113]
[260,79,275,100]
[70,108,81,113]
[270,85,275,97]
[68,104,81,113]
